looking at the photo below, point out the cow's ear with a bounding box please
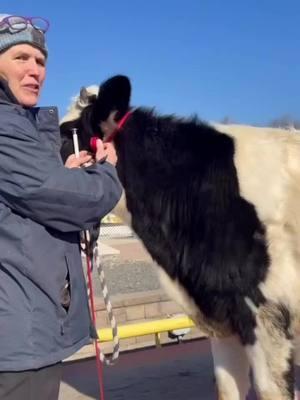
[94,75,131,122]
[79,87,89,104]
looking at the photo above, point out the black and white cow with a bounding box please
[60,75,300,400]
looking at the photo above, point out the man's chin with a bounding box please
[19,93,39,107]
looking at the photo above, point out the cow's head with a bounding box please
[60,75,131,161]
[93,75,132,140]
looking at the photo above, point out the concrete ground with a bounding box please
[60,338,300,400]
[60,339,215,400]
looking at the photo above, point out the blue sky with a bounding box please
[2,0,300,126]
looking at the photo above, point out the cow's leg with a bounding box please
[211,336,251,400]
[245,305,294,400]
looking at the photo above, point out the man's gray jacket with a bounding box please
[0,80,122,371]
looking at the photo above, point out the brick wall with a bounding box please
[67,289,205,362]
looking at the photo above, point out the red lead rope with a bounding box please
[90,110,133,151]
[105,110,133,143]
[84,233,105,400]
[86,111,133,399]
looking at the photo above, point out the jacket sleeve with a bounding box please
[0,111,123,232]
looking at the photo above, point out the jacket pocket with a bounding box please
[60,255,71,313]
[61,251,90,344]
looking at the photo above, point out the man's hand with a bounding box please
[65,151,93,168]
[95,139,118,166]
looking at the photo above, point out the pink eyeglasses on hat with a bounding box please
[0,15,49,33]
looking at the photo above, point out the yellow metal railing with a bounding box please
[97,316,195,342]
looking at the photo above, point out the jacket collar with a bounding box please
[0,78,62,151]
[0,78,19,105]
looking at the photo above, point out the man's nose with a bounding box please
[27,59,39,76]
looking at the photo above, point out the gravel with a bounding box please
[90,257,161,296]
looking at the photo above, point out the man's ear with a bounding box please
[94,75,131,122]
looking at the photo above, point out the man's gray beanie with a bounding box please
[0,14,48,57]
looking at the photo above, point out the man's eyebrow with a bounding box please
[13,51,45,61]
[13,51,30,56]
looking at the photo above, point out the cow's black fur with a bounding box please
[60,76,271,346]
[113,108,270,345]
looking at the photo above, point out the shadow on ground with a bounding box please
[60,338,300,400]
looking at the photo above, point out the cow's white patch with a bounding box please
[60,85,99,124]
[156,267,199,318]
[111,191,132,226]
[219,124,300,316]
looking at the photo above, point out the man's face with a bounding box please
[0,43,46,107]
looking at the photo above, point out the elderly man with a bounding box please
[0,14,122,399]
